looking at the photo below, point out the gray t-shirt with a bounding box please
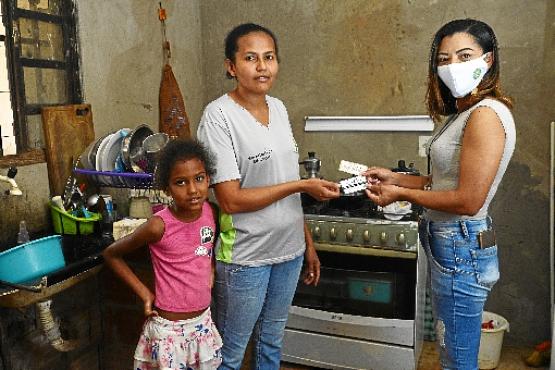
[197,94,305,266]
[423,98,516,221]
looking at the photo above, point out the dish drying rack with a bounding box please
[73,168,154,189]
[73,168,171,210]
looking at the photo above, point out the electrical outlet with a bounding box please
[418,135,432,157]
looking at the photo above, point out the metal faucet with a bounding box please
[0,166,22,196]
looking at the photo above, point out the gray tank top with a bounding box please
[423,98,516,222]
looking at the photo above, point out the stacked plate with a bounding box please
[79,124,168,174]
[97,128,132,172]
[80,128,131,172]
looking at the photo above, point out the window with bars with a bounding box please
[0,0,81,163]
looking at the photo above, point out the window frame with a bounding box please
[0,0,81,167]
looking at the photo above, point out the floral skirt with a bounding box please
[134,308,222,370]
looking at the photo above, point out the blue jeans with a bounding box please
[213,255,303,370]
[419,218,499,370]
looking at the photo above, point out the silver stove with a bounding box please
[283,207,426,370]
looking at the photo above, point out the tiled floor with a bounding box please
[276,341,550,370]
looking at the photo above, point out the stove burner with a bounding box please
[319,207,376,218]
[303,198,420,221]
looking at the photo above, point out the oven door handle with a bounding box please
[289,305,412,326]
[287,305,415,346]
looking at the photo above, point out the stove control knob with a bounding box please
[330,227,337,240]
[346,229,354,242]
[380,232,388,244]
[363,230,370,243]
[396,232,406,245]
[313,226,321,239]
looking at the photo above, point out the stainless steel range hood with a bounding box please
[304,116,434,132]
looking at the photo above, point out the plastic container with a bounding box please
[17,220,30,244]
[478,311,510,369]
[49,202,101,235]
[0,235,65,283]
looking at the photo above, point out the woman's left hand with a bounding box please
[303,245,320,286]
[366,183,400,206]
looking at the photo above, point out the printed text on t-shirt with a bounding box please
[248,149,273,164]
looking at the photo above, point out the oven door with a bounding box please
[288,250,417,345]
[283,247,427,370]
[293,266,413,320]
[290,268,415,346]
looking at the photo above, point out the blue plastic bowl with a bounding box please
[0,235,65,284]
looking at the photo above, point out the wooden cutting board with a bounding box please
[42,104,95,197]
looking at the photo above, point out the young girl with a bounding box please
[102,139,222,370]
[197,23,339,369]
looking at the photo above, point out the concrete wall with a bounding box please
[1,1,553,362]
[0,164,50,246]
[78,0,204,137]
[0,0,204,243]
[0,2,203,369]
[197,0,555,346]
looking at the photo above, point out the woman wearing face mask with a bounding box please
[363,19,515,370]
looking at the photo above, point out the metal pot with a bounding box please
[121,124,155,172]
[142,132,169,173]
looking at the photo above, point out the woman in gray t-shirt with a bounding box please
[197,23,339,370]
[364,19,515,370]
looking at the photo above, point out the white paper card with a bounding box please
[339,160,368,175]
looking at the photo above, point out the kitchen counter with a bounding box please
[0,233,111,308]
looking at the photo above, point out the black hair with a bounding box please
[155,138,216,190]
[224,23,279,79]
[426,18,512,122]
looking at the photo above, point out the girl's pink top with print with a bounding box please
[149,202,215,312]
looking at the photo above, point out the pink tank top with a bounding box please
[149,202,216,312]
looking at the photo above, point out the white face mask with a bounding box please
[437,53,490,98]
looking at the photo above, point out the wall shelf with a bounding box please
[304,116,434,132]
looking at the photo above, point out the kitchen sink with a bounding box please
[0,234,110,308]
